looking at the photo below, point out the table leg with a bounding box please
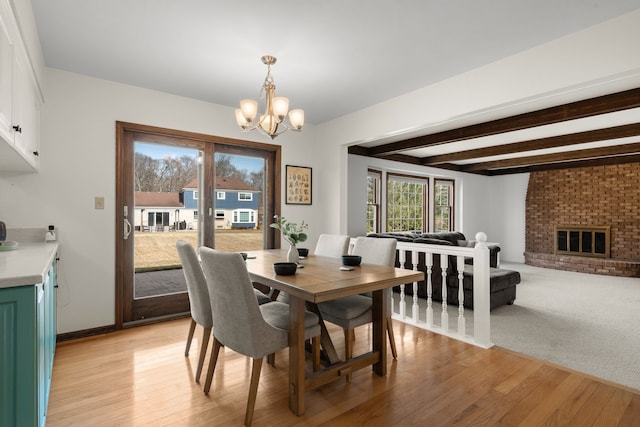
[289,295,306,415]
[306,302,341,364]
[372,288,388,375]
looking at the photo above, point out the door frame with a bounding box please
[115,121,281,329]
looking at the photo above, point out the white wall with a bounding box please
[486,174,530,263]
[1,9,639,333]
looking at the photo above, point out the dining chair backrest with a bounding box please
[314,234,350,258]
[176,240,212,328]
[351,236,397,267]
[199,247,288,359]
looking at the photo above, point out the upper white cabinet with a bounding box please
[12,51,40,167]
[0,10,13,144]
[0,0,42,173]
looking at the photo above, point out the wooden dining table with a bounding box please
[245,248,424,416]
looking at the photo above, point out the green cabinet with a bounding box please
[0,257,56,427]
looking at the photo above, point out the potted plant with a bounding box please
[270,215,308,262]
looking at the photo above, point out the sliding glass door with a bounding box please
[116,122,281,326]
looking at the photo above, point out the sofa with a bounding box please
[367,231,520,310]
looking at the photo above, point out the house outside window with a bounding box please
[367,169,381,233]
[434,179,454,232]
[233,209,255,223]
[238,192,252,201]
[217,191,225,200]
[386,173,427,232]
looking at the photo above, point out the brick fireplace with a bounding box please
[524,163,640,277]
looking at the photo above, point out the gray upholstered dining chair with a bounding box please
[177,240,270,383]
[313,233,350,257]
[318,236,399,372]
[199,247,321,426]
[176,240,213,383]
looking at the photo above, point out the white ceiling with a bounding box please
[31,0,640,126]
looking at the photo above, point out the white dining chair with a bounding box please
[313,234,350,258]
[199,247,321,426]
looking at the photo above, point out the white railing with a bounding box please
[391,232,492,348]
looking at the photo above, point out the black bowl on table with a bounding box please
[297,248,309,257]
[274,262,297,275]
[341,255,362,266]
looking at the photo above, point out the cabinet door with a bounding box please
[0,11,12,143]
[12,53,39,167]
[0,285,37,427]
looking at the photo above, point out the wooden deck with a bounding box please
[47,318,640,426]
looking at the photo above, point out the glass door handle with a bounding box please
[124,218,132,240]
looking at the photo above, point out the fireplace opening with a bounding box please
[555,225,610,258]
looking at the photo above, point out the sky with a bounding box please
[135,142,263,173]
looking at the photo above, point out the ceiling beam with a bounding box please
[487,154,640,176]
[366,88,640,156]
[420,123,640,165]
[461,142,640,172]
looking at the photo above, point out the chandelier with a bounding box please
[235,55,304,139]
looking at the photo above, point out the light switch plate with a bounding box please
[95,196,105,210]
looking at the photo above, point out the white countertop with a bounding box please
[0,242,59,288]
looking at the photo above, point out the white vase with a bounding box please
[287,244,299,263]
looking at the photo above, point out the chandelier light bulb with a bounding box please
[239,99,258,122]
[273,96,289,120]
[288,109,304,130]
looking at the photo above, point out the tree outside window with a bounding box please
[434,179,454,232]
[386,174,427,232]
[367,170,381,233]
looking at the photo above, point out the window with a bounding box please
[434,179,454,232]
[217,191,225,200]
[238,192,253,201]
[193,210,199,220]
[386,174,427,232]
[367,170,381,233]
[215,210,224,219]
[193,190,199,200]
[233,209,255,223]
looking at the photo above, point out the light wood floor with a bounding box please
[47,318,640,426]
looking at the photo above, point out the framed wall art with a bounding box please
[285,165,312,205]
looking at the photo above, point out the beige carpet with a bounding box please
[489,262,640,391]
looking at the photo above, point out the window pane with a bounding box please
[434,179,454,232]
[387,175,426,232]
[569,231,580,252]
[558,231,567,251]
[581,231,592,253]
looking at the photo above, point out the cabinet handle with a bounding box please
[12,125,22,133]
[33,151,39,156]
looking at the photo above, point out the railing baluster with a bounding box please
[457,255,465,335]
[426,252,433,327]
[412,250,419,322]
[399,248,407,319]
[440,255,448,331]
